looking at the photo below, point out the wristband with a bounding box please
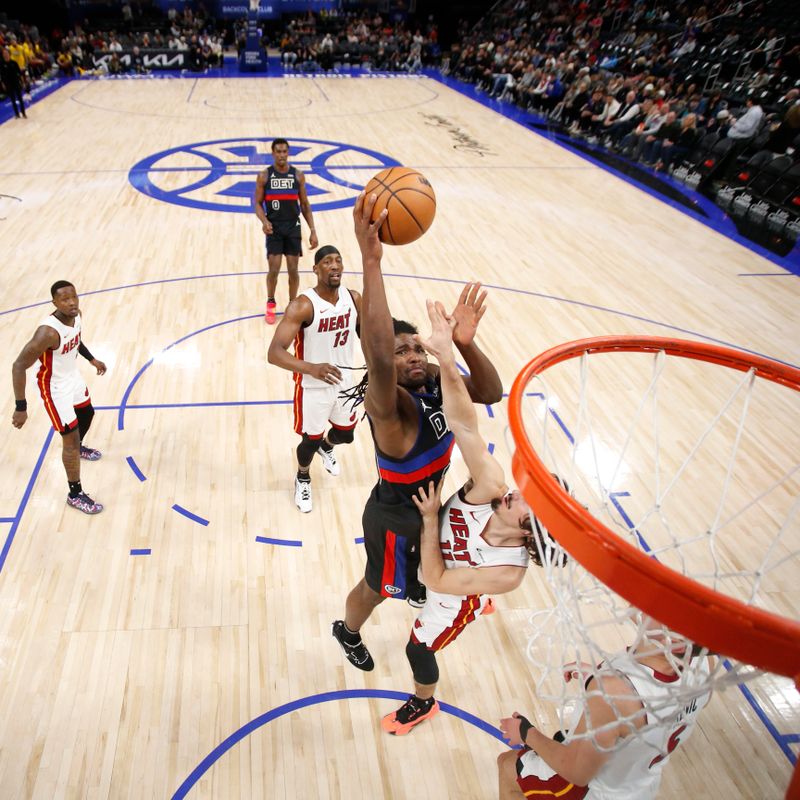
[518,715,534,743]
[15,399,27,412]
[78,342,95,362]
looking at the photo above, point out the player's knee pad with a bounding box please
[406,639,439,686]
[76,403,95,440]
[296,434,321,467]
[326,427,354,446]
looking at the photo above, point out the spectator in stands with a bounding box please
[657,112,698,171]
[57,48,74,76]
[603,89,643,145]
[1,46,26,118]
[131,46,147,74]
[766,104,800,154]
[641,111,679,165]
[727,97,765,143]
[621,102,670,159]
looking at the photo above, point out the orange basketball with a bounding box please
[363,166,436,246]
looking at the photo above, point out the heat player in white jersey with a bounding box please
[11,281,107,514]
[268,245,362,512]
[381,300,564,735]
[498,620,714,800]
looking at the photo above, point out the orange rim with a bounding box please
[508,335,800,679]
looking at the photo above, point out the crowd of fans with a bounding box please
[445,0,800,173]
[257,10,441,74]
[3,0,799,182]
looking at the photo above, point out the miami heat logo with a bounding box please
[128,137,400,214]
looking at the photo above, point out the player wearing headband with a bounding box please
[268,245,362,512]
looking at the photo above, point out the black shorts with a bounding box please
[266,220,302,257]
[362,500,422,600]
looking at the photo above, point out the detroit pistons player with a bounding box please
[11,281,106,514]
[253,138,318,324]
[498,618,714,800]
[381,299,564,734]
[331,193,502,672]
[268,245,361,512]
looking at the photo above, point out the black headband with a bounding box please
[314,245,341,264]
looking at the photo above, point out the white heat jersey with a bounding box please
[439,487,530,570]
[584,655,712,799]
[294,287,357,390]
[36,312,82,390]
[516,656,711,800]
[411,487,529,651]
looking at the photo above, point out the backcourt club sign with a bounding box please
[128,137,400,214]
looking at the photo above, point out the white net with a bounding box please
[515,344,800,763]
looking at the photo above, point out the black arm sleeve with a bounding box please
[78,342,95,361]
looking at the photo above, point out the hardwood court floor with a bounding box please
[1,74,798,799]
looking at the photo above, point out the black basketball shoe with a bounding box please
[332,620,374,671]
[406,582,427,609]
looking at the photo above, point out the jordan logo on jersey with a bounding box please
[441,508,476,565]
[61,333,80,355]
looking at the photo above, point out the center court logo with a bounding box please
[128,137,400,214]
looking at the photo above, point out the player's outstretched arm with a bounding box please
[500,674,639,787]
[419,300,505,502]
[12,326,59,429]
[353,191,397,421]
[450,282,503,404]
[267,296,342,384]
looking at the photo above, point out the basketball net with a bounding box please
[509,337,800,796]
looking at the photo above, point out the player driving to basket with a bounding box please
[381,299,566,735]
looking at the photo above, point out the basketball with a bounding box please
[363,167,436,246]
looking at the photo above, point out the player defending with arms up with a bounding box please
[11,281,106,514]
[498,619,714,799]
[332,192,503,671]
[381,299,565,734]
[267,245,361,512]
[254,138,318,324]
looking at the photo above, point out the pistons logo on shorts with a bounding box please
[383,584,402,595]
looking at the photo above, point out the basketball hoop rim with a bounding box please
[509,335,800,680]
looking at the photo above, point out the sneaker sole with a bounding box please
[381,702,440,735]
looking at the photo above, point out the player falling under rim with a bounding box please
[11,280,106,514]
[381,299,568,735]
[267,245,361,513]
[253,138,318,324]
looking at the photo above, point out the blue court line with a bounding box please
[117,312,263,430]
[0,429,54,576]
[126,456,147,482]
[122,399,292,410]
[255,536,302,547]
[723,660,797,765]
[172,504,209,526]
[354,536,365,544]
[170,688,509,799]
[488,442,495,455]
[1,272,796,372]
[739,272,798,277]
[609,491,652,555]
[0,518,14,523]
[130,548,151,556]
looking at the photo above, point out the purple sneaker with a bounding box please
[66,492,104,514]
[80,445,102,461]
